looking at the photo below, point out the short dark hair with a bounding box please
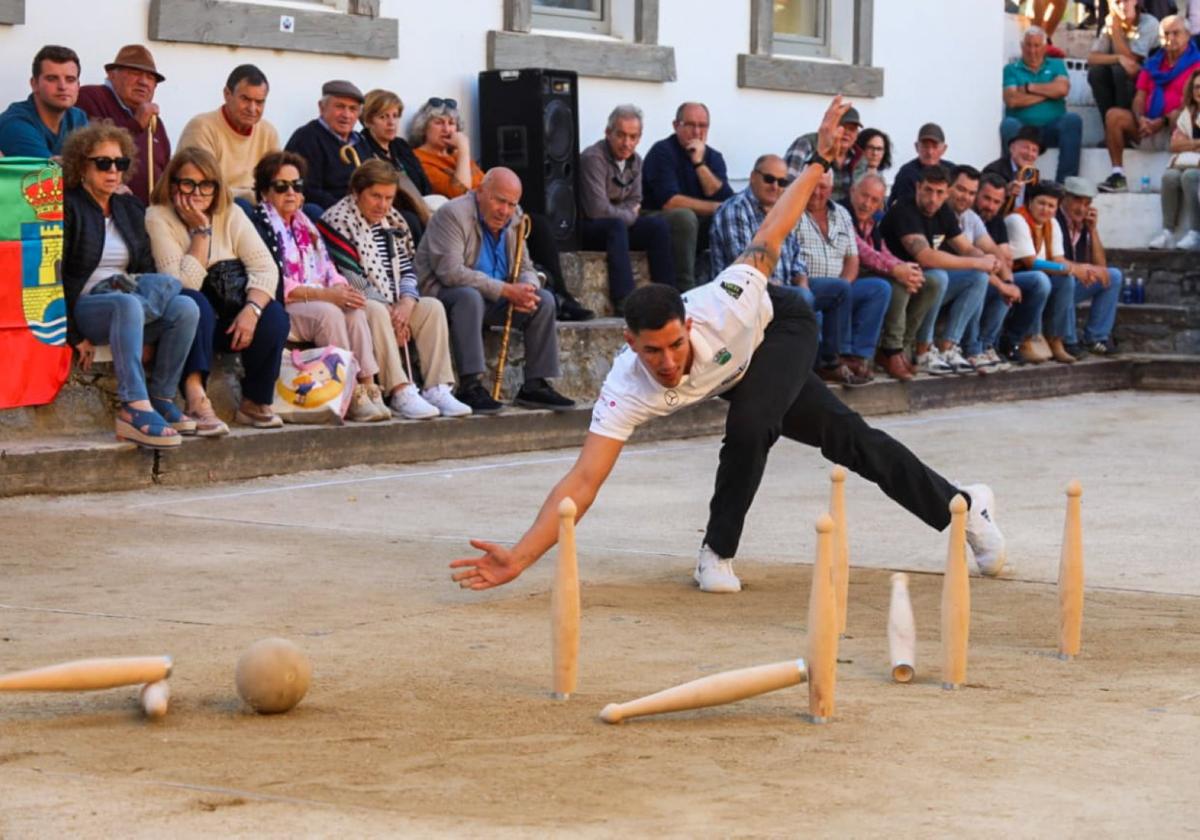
[253,150,308,200]
[225,64,269,93]
[623,284,686,333]
[32,45,79,80]
[1026,181,1063,203]
[918,164,950,185]
[349,159,400,194]
[950,164,981,185]
[979,172,1008,192]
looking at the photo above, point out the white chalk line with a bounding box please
[0,603,218,626]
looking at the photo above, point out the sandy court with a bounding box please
[1,390,1198,837]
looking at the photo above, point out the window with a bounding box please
[490,0,675,83]
[532,0,610,36]
[739,0,883,97]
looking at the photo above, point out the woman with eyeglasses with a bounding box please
[409,97,593,321]
[61,121,201,448]
[849,129,893,195]
[248,151,390,422]
[360,89,445,225]
[146,146,290,431]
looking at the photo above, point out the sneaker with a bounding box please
[389,386,439,420]
[366,383,391,421]
[1176,230,1200,251]
[1088,339,1118,356]
[967,353,996,375]
[422,383,472,417]
[984,347,1012,372]
[455,381,504,415]
[1063,342,1089,360]
[1098,173,1127,193]
[940,344,975,374]
[916,347,954,376]
[514,378,576,411]
[1148,228,1174,250]
[693,544,742,593]
[960,483,1007,577]
[349,383,386,422]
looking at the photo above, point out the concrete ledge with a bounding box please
[0,436,155,497]
[487,31,676,83]
[1128,355,1200,393]
[0,0,24,25]
[737,54,883,97]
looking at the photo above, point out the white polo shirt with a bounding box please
[589,263,774,442]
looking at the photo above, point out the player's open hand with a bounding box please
[450,539,525,590]
[815,95,853,160]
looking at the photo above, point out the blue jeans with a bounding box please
[72,285,200,404]
[964,271,1052,355]
[917,269,988,346]
[795,277,851,364]
[1000,113,1082,182]
[183,289,290,405]
[580,215,675,301]
[1039,273,1077,339]
[840,277,892,358]
[1067,267,1122,344]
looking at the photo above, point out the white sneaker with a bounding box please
[960,483,1007,577]
[916,348,954,376]
[1148,229,1174,250]
[692,544,742,593]
[940,344,975,374]
[349,383,387,422]
[984,347,1012,372]
[421,383,472,417]
[1176,230,1200,251]
[967,353,996,375]
[389,386,439,420]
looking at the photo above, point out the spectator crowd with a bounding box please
[3,13,1194,447]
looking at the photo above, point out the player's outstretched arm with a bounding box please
[449,432,625,590]
[735,95,852,279]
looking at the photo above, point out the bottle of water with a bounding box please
[1121,275,1134,304]
[1135,276,1146,304]
[1140,176,1151,193]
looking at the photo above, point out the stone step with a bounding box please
[1107,303,1200,354]
[1107,248,1200,305]
[1093,192,1162,248]
[559,250,651,319]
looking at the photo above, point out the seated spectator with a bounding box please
[61,122,200,448]
[642,102,735,289]
[77,45,170,206]
[797,171,892,385]
[1003,181,1079,363]
[146,146,289,430]
[1087,0,1160,125]
[316,160,470,420]
[414,167,575,414]
[285,80,370,213]
[1002,26,1083,183]
[247,151,389,423]
[880,165,992,377]
[359,88,439,234]
[579,104,675,313]
[0,45,87,158]
[972,172,1054,365]
[848,128,893,194]
[784,106,862,202]
[1057,177,1124,355]
[889,123,956,209]
[177,64,279,205]
[409,97,592,321]
[946,165,1044,372]
[1153,67,1200,248]
[983,124,1044,214]
[1100,16,1200,191]
[842,173,932,382]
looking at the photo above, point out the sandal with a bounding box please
[115,405,182,449]
[187,395,230,437]
[151,397,197,435]
[235,401,284,429]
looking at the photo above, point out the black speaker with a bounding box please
[479,68,580,251]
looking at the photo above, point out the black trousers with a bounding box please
[1087,62,1136,122]
[704,284,961,557]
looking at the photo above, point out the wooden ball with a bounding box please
[235,638,311,714]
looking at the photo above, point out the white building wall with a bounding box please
[0,0,1005,180]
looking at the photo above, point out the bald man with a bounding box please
[415,167,574,414]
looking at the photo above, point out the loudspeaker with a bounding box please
[479,68,580,251]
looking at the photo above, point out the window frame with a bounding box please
[738,0,883,97]
[0,0,24,25]
[771,0,831,59]
[489,0,676,83]
[530,0,611,36]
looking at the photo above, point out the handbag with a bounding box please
[201,259,248,320]
[272,345,359,425]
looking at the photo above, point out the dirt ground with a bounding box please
[1,392,1198,838]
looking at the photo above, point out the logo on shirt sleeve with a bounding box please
[713,347,731,365]
[720,281,743,300]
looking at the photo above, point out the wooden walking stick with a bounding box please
[339,144,363,169]
[146,114,158,196]
[492,214,533,400]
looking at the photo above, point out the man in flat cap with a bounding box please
[285,80,372,214]
[77,44,170,205]
[889,122,957,209]
[1056,176,1123,356]
[783,106,862,202]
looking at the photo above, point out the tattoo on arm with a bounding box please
[734,243,780,279]
[900,233,931,261]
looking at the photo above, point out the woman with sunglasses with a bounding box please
[61,121,200,449]
[146,146,290,431]
[248,150,390,422]
[360,89,444,228]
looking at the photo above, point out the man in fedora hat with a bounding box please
[983,123,1044,214]
[78,44,170,205]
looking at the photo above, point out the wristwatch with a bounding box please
[809,152,833,172]
[693,159,705,169]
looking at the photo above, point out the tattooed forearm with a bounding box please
[735,243,780,279]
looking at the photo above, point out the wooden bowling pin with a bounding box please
[0,656,172,692]
[829,466,850,636]
[139,680,170,719]
[1058,480,1084,660]
[807,514,839,723]
[888,573,916,683]
[552,497,581,700]
[941,495,970,690]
